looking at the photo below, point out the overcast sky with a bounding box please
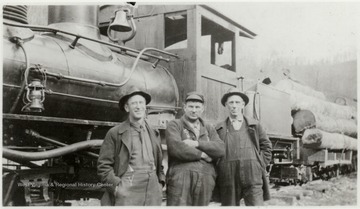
[207,2,359,64]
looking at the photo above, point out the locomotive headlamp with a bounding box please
[23,79,45,112]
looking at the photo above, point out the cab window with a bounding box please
[201,16,235,71]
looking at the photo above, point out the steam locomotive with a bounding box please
[2,5,357,206]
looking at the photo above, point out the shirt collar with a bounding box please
[230,117,243,124]
[189,120,200,130]
[130,120,145,130]
[183,116,200,128]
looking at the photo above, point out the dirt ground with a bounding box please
[264,172,357,206]
[68,172,357,206]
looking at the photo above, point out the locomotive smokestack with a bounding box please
[47,6,100,40]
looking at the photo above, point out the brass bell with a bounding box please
[109,10,132,32]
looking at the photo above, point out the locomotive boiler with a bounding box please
[3,5,178,205]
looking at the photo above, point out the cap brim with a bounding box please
[118,91,151,111]
[185,99,204,103]
[221,92,249,106]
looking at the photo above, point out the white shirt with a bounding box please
[230,118,243,130]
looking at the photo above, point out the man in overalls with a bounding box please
[215,88,272,206]
[165,92,225,206]
[97,87,165,206]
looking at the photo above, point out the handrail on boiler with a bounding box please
[3,21,179,62]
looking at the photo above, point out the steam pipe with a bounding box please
[3,140,103,161]
[3,21,179,61]
[115,47,162,87]
[25,129,99,158]
[9,39,29,113]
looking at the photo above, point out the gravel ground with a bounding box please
[68,172,357,206]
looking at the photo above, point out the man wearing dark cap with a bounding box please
[165,91,225,206]
[97,86,165,206]
[215,88,272,206]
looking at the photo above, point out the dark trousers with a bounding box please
[114,169,162,206]
[166,170,215,206]
[219,184,264,206]
[217,160,264,206]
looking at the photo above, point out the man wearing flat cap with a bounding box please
[97,86,165,206]
[215,88,272,206]
[165,91,225,206]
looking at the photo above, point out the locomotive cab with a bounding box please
[103,5,256,124]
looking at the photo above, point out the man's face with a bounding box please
[225,95,245,117]
[184,101,204,121]
[124,95,146,121]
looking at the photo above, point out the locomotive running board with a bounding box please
[3,113,121,127]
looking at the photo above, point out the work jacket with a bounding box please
[97,119,165,205]
[166,116,225,176]
[215,116,272,201]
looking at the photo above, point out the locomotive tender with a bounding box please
[2,4,357,206]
